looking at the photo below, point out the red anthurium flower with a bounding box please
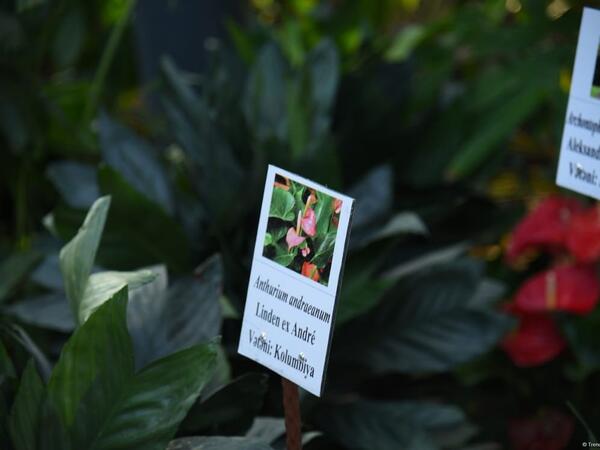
[566,205,600,262]
[301,261,320,281]
[333,198,342,214]
[501,308,566,367]
[508,409,574,450]
[514,264,600,315]
[286,227,305,250]
[302,208,317,237]
[506,196,584,263]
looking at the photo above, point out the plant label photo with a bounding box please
[238,165,354,396]
[556,7,600,198]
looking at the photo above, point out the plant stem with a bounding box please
[82,0,137,126]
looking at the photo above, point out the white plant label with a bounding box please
[238,165,354,396]
[556,7,600,198]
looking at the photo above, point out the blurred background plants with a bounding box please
[1,0,600,448]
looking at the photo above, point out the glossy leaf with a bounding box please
[4,293,75,333]
[78,269,156,324]
[310,231,336,268]
[47,287,132,427]
[9,360,45,450]
[128,256,223,368]
[269,188,295,221]
[98,114,175,215]
[314,400,473,450]
[59,196,110,318]
[168,437,274,450]
[0,250,42,305]
[333,260,513,373]
[97,165,191,271]
[46,161,99,209]
[181,373,269,436]
[74,344,217,450]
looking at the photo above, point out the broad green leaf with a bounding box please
[98,114,174,215]
[47,162,99,209]
[128,256,223,368]
[47,287,132,427]
[273,243,295,267]
[31,254,64,291]
[348,165,393,231]
[446,82,548,179]
[4,293,75,333]
[268,188,295,221]
[337,264,394,326]
[9,360,45,450]
[3,325,52,381]
[246,417,285,445]
[97,165,191,272]
[16,0,45,12]
[243,43,288,143]
[310,231,337,268]
[76,344,217,450]
[78,269,156,324]
[334,260,513,373]
[263,233,272,247]
[385,25,428,62]
[59,196,111,318]
[168,437,274,450]
[314,191,333,236]
[563,309,600,372]
[0,341,16,380]
[314,400,474,450]
[182,373,268,436]
[0,250,42,305]
[51,6,85,68]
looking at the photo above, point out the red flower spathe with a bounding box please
[301,261,320,281]
[506,196,583,263]
[514,264,600,315]
[566,205,600,263]
[501,309,566,367]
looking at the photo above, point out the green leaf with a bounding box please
[51,6,85,68]
[314,400,473,450]
[243,43,288,143]
[59,196,111,319]
[79,269,156,324]
[446,82,548,179]
[76,344,217,450]
[385,25,428,62]
[263,233,273,247]
[97,165,191,272]
[47,161,99,210]
[98,114,175,215]
[3,293,75,333]
[334,260,513,374]
[0,250,42,305]
[269,188,295,221]
[128,256,223,368]
[47,286,132,428]
[0,341,15,381]
[9,360,45,450]
[314,191,333,236]
[563,308,600,372]
[337,263,394,326]
[273,243,296,267]
[182,373,269,436]
[168,437,274,450]
[310,231,337,268]
[47,286,218,449]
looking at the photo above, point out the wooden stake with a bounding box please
[281,377,302,450]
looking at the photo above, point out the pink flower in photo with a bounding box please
[286,227,305,250]
[302,208,317,237]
